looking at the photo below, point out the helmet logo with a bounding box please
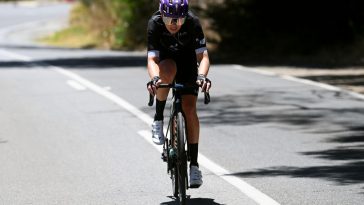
[160,0,188,17]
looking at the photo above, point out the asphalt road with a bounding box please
[0,2,364,205]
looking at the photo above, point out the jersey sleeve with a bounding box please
[147,18,160,58]
[192,17,207,54]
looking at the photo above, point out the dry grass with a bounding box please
[39,2,118,49]
[40,26,97,48]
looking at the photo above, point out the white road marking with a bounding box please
[280,75,341,91]
[234,65,276,76]
[0,49,32,61]
[0,22,39,38]
[0,49,281,205]
[137,130,280,205]
[103,86,112,91]
[52,66,154,126]
[348,91,364,100]
[233,64,364,100]
[67,80,87,91]
[138,130,163,152]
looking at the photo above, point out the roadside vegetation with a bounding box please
[8,0,364,67]
[203,0,364,67]
[43,0,156,50]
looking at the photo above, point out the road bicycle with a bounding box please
[148,83,210,205]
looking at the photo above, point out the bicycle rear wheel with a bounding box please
[176,112,187,204]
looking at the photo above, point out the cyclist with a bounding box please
[146,0,211,188]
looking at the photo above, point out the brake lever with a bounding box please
[204,92,210,105]
[148,94,154,106]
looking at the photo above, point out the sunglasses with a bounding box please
[162,16,186,26]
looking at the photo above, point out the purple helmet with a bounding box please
[160,0,189,18]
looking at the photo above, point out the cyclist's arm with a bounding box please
[197,50,210,77]
[147,55,160,79]
[192,14,209,77]
[147,54,161,95]
[147,16,162,80]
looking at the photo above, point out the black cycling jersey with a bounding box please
[147,11,207,59]
[147,11,207,91]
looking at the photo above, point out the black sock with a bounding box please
[189,143,199,167]
[154,99,166,121]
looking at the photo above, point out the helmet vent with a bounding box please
[160,0,188,18]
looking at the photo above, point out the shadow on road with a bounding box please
[301,75,364,95]
[0,44,90,51]
[0,44,146,68]
[228,161,364,185]
[303,75,364,87]
[161,196,223,205]
[198,88,364,129]
[0,55,146,68]
[194,88,364,190]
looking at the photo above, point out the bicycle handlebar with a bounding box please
[148,83,210,106]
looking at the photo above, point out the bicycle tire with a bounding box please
[168,138,179,198]
[172,166,179,197]
[170,115,179,198]
[176,112,187,204]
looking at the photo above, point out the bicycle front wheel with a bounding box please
[176,112,187,204]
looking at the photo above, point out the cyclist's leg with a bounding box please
[155,58,176,120]
[175,51,200,164]
[151,58,177,145]
[181,95,199,145]
[182,94,200,166]
[176,51,203,188]
[156,59,177,101]
[182,94,203,188]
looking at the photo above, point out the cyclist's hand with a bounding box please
[147,76,161,96]
[196,74,211,92]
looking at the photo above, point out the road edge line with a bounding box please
[233,64,364,100]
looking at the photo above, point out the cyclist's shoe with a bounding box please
[189,165,203,188]
[152,120,165,145]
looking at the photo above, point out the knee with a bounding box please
[182,100,197,116]
[159,59,177,82]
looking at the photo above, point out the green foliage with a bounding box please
[122,0,158,49]
[71,0,157,49]
[203,0,364,66]
[68,0,364,65]
[70,0,128,48]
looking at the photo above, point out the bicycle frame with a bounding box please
[161,83,189,204]
[148,83,210,205]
